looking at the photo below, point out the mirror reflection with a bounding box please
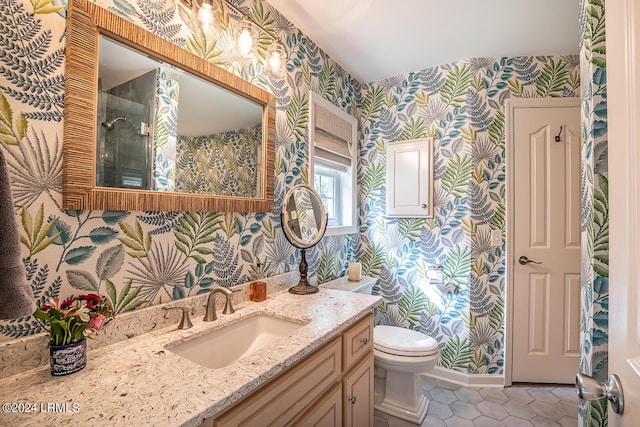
[281,184,327,295]
[97,36,263,196]
[283,184,327,247]
[63,0,275,212]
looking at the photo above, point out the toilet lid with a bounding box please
[374,325,439,357]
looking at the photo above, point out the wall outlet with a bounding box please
[491,229,502,247]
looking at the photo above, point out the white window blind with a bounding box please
[309,91,357,236]
[314,104,352,168]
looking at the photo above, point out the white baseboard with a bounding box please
[423,367,504,388]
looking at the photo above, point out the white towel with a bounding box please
[0,148,36,319]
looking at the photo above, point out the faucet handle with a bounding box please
[164,307,193,329]
[203,296,218,322]
[223,299,235,315]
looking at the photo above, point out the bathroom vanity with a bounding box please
[205,313,374,426]
[0,286,380,426]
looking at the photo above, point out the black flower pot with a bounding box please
[49,340,87,376]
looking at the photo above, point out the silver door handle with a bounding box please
[518,256,542,265]
[576,373,624,414]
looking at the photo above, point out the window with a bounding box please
[314,165,341,225]
[309,91,357,235]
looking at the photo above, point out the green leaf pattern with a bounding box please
[174,126,262,196]
[0,4,605,413]
[360,52,582,379]
[440,65,473,107]
[174,212,223,264]
[579,1,608,425]
[440,154,474,198]
[0,0,365,337]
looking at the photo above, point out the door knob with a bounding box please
[575,373,624,414]
[518,255,542,265]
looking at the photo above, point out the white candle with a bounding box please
[348,262,362,282]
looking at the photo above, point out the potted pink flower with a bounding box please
[34,294,115,376]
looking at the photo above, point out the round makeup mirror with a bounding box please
[281,184,328,294]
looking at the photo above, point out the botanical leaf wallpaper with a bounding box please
[0,0,359,339]
[359,55,580,376]
[0,3,609,421]
[153,66,180,192]
[578,0,608,425]
[175,125,262,196]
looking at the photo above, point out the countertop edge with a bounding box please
[187,296,380,426]
[0,289,382,427]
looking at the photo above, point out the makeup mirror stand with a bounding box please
[291,247,311,295]
[281,218,328,295]
[280,184,328,295]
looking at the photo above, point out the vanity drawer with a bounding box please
[212,337,341,427]
[342,313,373,372]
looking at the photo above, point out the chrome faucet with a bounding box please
[203,286,235,322]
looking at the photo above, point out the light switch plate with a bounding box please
[491,229,502,247]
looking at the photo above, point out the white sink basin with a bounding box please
[166,314,305,369]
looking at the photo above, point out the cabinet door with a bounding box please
[342,352,374,427]
[292,382,342,427]
[386,137,433,218]
[213,338,341,427]
[342,313,373,372]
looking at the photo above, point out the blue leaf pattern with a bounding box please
[361,54,580,376]
[0,5,606,418]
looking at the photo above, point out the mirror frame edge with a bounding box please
[281,183,328,248]
[63,0,275,213]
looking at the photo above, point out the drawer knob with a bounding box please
[360,337,369,345]
[347,395,357,404]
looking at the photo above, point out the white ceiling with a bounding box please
[265,0,581,84]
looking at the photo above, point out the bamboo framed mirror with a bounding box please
[63,0,275,212]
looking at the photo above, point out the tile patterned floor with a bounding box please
[374,378,578,427]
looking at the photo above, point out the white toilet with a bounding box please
[320,275,440,424]
[373,325,439,423]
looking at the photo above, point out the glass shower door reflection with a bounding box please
[96,93,151,190]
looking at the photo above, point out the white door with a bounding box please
[509,99,581,383]
[601,0,640,423]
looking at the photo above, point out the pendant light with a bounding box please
[187,0,221,39]
[265,42,285,76]
[184,0,287,78]
[236,17,255,55]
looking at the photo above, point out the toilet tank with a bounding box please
[320,275,377,294]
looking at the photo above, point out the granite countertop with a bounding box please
[319,275,377,293]
[0,288,381,426]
